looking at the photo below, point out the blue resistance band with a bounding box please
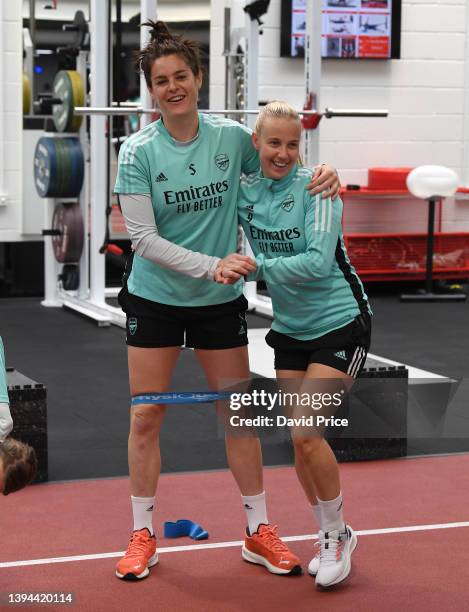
[131,391,232,406]
[164,519,209,540]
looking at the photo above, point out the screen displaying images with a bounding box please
[285,0,400,59]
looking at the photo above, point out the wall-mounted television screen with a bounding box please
[280,0,402,59]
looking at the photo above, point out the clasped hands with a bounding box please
[213,164,341,285]
[214,254,256,284]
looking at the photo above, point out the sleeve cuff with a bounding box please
[206,257,221,281]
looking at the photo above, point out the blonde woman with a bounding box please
[218,101,372,588]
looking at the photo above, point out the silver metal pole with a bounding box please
[324,108,388,118]
[304,0,322,168]
[89,0,108,305]
[74,106,388,117]
[77,51,90,300]
[244,10,258,131]
[41,194,62,307]
[29,0,36,58]
[224,7,231,115]
[140,0,158,127]
[243,11,259,303]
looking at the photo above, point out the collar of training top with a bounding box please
[258,164,298,192]
[157,115,201,147]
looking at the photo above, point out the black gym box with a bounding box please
[7,368,48,483]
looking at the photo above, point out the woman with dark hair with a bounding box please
[0,338,37,495]
[114,20,341,581]
[0,438,38,496]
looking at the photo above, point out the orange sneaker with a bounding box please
[115,528,158,580]
[242,524,302,575]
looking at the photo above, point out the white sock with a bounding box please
[317,492,345,533]
[131,495,155,535]
[242,491,268,535]
[311,503,322,532]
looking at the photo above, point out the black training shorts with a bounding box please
[118,286,249,350]
[266,314,371,377]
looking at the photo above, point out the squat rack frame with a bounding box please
[42,0,386,326]
[42,0,158,327]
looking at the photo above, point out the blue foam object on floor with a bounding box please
[164,519,209,540]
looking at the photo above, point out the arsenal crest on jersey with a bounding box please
[281,194,295,212]
[215,153,229,171]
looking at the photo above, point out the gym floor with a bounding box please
[2,456,469,611]
[1,285,468,609]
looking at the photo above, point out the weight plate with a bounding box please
[52,70,84,133]
[67,70,85,132]
[67,138,85,197]
[56,139,72,198]
[23,73,31,115]
[52,72,73,132]
[34,137,57,197]
[53,138,66,198]
[70,10,89,50]
[33,137,84,198]
[52,202,84,263]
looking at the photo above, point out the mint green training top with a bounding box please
[237,166,371,340]
[114,113,259,306]
[0,338,9,404]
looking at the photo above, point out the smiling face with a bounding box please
[148,53,202,121]
[252,117,302,180]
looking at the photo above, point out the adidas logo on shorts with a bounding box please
[334,350,347,360]
[156,172,168,182]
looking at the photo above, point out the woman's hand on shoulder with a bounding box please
[306,163,341,200]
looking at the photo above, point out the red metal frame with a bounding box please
[341,186,469,282]
[345,232,469,281]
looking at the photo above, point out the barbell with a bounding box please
[72,106,388,119]
[34,68,386,127]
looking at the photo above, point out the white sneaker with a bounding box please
[315,525,357,588]
[307,541,321,576]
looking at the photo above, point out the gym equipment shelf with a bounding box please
[341,187,469,282]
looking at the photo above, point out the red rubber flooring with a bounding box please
[2,455,469,611]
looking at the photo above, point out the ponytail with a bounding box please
[143,19,173,43]
[136,20,202,87]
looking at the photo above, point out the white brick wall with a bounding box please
[0,1,22,237]
[210,0,469,186]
